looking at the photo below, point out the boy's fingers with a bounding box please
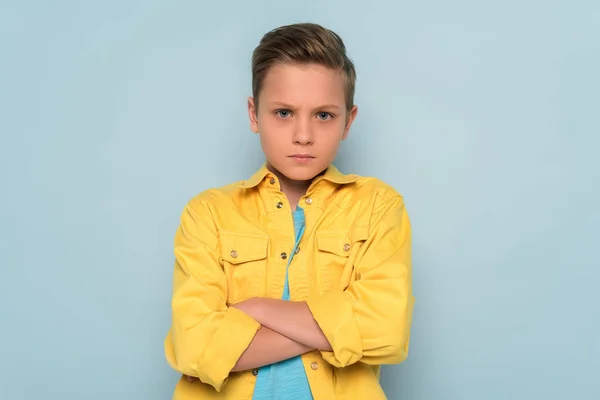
[184,375,197,382]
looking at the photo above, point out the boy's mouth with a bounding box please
[289,154,315,164]
[289,154,315,159]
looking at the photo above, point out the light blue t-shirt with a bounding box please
[252,206,313,400]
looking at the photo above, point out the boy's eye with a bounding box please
[276,109,291,118]
[317,112,333,121]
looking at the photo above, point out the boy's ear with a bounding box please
[248,97,259,133]
[341,105,358,140]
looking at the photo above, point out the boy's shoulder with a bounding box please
[345,174,404,203]
[183,180,245,209]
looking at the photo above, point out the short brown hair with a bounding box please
[251,23,356,111]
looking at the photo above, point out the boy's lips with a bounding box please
[289,154,315,163]
[289,154,315,159]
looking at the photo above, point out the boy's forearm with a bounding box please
[231,326,313,372]
[234,298,333,351]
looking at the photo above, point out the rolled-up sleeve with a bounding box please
[307,195,414,368]
[164,200,260,391]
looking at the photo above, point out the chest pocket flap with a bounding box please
[220,232,269,264]
[316,226,369,291]
[316,226,369,256]
[317,231,352,257]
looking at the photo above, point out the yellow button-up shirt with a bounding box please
[164,164,414,399]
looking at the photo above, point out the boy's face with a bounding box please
[248,63,357,182]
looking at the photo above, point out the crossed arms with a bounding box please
[164,195,413,391]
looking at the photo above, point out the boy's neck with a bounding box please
[267,163,312,210]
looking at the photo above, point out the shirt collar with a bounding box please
[319,164,360,185]
[240,164,271,188]
[240,163,359,188]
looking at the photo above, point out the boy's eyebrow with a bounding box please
[269,102,343,111]
[315,104,343,111]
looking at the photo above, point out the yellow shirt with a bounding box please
[164,164,415,400]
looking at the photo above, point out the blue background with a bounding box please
[1,1,598,399]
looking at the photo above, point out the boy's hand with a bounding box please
[184,374,198,382]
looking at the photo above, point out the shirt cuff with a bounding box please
[307,291,362,368]
[197,307,261,391]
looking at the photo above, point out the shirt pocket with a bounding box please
[316,226,368,292]
[219,232,269,305]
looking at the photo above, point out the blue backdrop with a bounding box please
[1,1,598,399]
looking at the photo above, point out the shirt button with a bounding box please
[280,252,287,260]
[269,177,276,185]
[230,250,238,258]
[343,243,351,251]
[310,362,319,370]
[295,247,300,254]
[252,368,259,376]
[276,202,283,209]
[305,197,313,205]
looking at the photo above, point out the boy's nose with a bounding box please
[292,120,314,145]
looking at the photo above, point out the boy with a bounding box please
[164,23,414,399]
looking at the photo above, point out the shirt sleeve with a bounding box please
[164,200,261,391]
[307,195,414,368]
